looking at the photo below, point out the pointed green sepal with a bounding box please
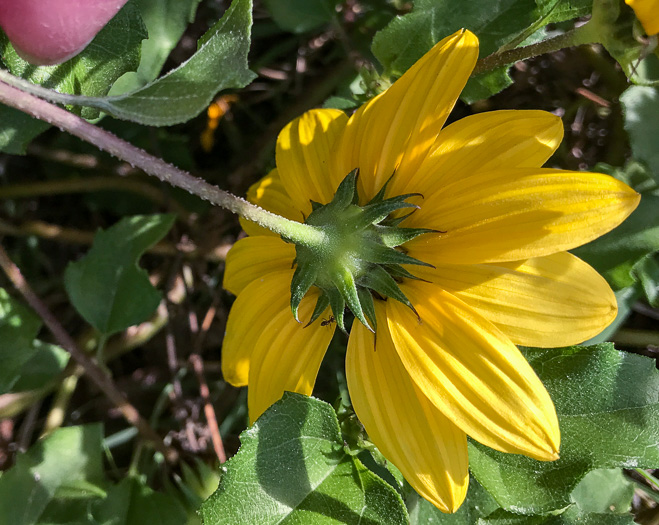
[357,288,377,330]
[377,225,437,247]
[305,292,331,327]
[367,173,396,205]
[326,287,347,333]
[291,265,318,321]
[363,241,434,268]
[360,265,417,315]
[384,264,427,282]
[329,169,359,211]
[353,195,419,230]
[331,268,373,332]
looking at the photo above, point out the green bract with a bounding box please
[289,170,433,332]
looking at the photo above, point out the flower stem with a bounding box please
[473,21,600,76]
[0,78,325,247]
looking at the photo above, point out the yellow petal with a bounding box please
[346,302,469,512]
[335,30,479,201]
[411,252,617,347]
[626,0,659,35]
[239,169,304,237]
[222,270,294,386]
[387,280,560,461]
[223,236,296,296]
[276,109,349,217]
[389,110,564,199]
[247,289,334,422]
[405,168,640,263]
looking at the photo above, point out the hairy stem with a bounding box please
[473,21,600,75]
[0,79,324,246]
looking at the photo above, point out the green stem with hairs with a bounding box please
[473,20,601,75]
[0,78,325,247]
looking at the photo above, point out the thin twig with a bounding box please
[0,243,178,463]
[190,354,226,463]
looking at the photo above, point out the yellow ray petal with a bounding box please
[247,289,334,422]
[346,302,469,512]
[222,270,294,386]
[411,252,617,347]
[276,109,349,217]
[405,168,640,263]
[223,236,296,296]
[389,110,564,199]
[387,280,560,461]
[626,0,659,35]
[335,30,479,201]
[239,169,304,237]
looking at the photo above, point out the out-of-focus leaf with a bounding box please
[478,506,635,524]
[64,214,174,336]
[469,344,659,514]
[199,392,408,524]
[0,425,105,525]
[570,469,634,514]
[0,288,42,394]
[0,106,51,155]
[11,340,69,392]
[263,0,337,33]
[110,0,204,94]
[621,86,659,181]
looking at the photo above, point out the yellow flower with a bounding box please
[626,0,659,35]
[222,30,639,512]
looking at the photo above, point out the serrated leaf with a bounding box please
[468,343,659,514]
[0,425,105,525]
[199,393,408,525]
[263,0,337,34]
[50,0,256,126]
[0,288,42,394]
[64,214,174,335]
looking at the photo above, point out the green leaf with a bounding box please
[263,0,337,33]
[469,343,659,514]
[461,68,513,104]
[570,469,634,514]
[199,393,409,524]
[64,214,175,335]
[110,0,204,94]
[53,0,256,126]
[620,86,659,181]
[478,506,635,524]
[407,478,499,524]
[92,477,187,525]
[0,106,51,155]
[0,424,105,525]
[0,2,146,121]
[534,0,593,25]
[0,288,42,394]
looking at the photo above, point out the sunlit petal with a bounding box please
[346,303,469,512]
[276,109,349,217]
[248,289,334,422]
[626,0,659,35]
[411,252,617,347]
[223,236,296,296]
[335,30,479,200]
[390,110,564,199]
[222,270,294,386]
[240,169,304,237]
[387,280,560,461]
[405,168,640,263]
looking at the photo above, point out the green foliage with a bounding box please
[0,2,146,121]
[110,0,205,94]
[469,343,659,514]
[263,0,337,34]
[199,393,409,525]
[621,86,659,181]
[63,0,256,126]
[64,214,175,336]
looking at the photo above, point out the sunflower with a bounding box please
[221,29,639,511]
[626,0,659,35]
